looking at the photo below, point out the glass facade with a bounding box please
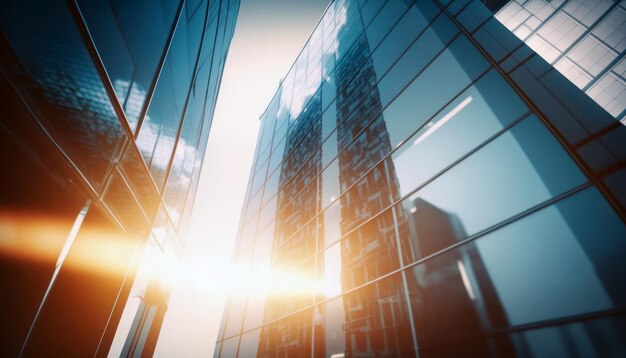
[495,0,626,124]
[0,0,238,356]
[217,0,626,357]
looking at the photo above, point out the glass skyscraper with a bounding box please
[495,0,626,124]
[217,0,626,356]
[0,0,238,356]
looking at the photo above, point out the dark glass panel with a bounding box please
[23,206,142,357]
[0,94,86,356]
[0,0,127,190]
[76,0,181,128]
[604,168,626,212]
[456,0,495,33]
[473,17,522,62]
[76,0,135,108]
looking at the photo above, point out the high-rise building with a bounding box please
[216,0,626,356]
[494,0,626,124]
[0,0,238,356]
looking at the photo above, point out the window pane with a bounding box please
[391,69,529,197]
[314,273,415,356]
[399,115,587,262]
[405,187,626,355]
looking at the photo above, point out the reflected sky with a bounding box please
[154,1,329,357]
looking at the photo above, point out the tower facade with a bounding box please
[217,0,626,356]
[0,0,238,356]
[494,0,626,124]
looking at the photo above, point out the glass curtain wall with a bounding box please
[216,0,626,357]
[0,0,239,356]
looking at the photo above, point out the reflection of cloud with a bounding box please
[277,0,347,120]
[163,139,201,224]
[124,72,201,224]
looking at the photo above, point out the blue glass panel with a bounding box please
[365,0,413,51]
[382,34,490,147]
[321,100,338,140]
[334,0,364,60]
[371,2,440,78]
[399,115,587,262]
[506,316,626,356]
[405,187,626,355]
[137,3,207,189]
[391,69,529,197]
[377,14,462,106]
[360,0,387,26]
[107,0,181,127]
[455,0,493,33]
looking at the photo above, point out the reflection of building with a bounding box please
[0,0,238,356]
[492,0,626,124]
[404,198,506,355]
[333,26,410,357]
[256,87,323,357]
[218,0,626,357]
